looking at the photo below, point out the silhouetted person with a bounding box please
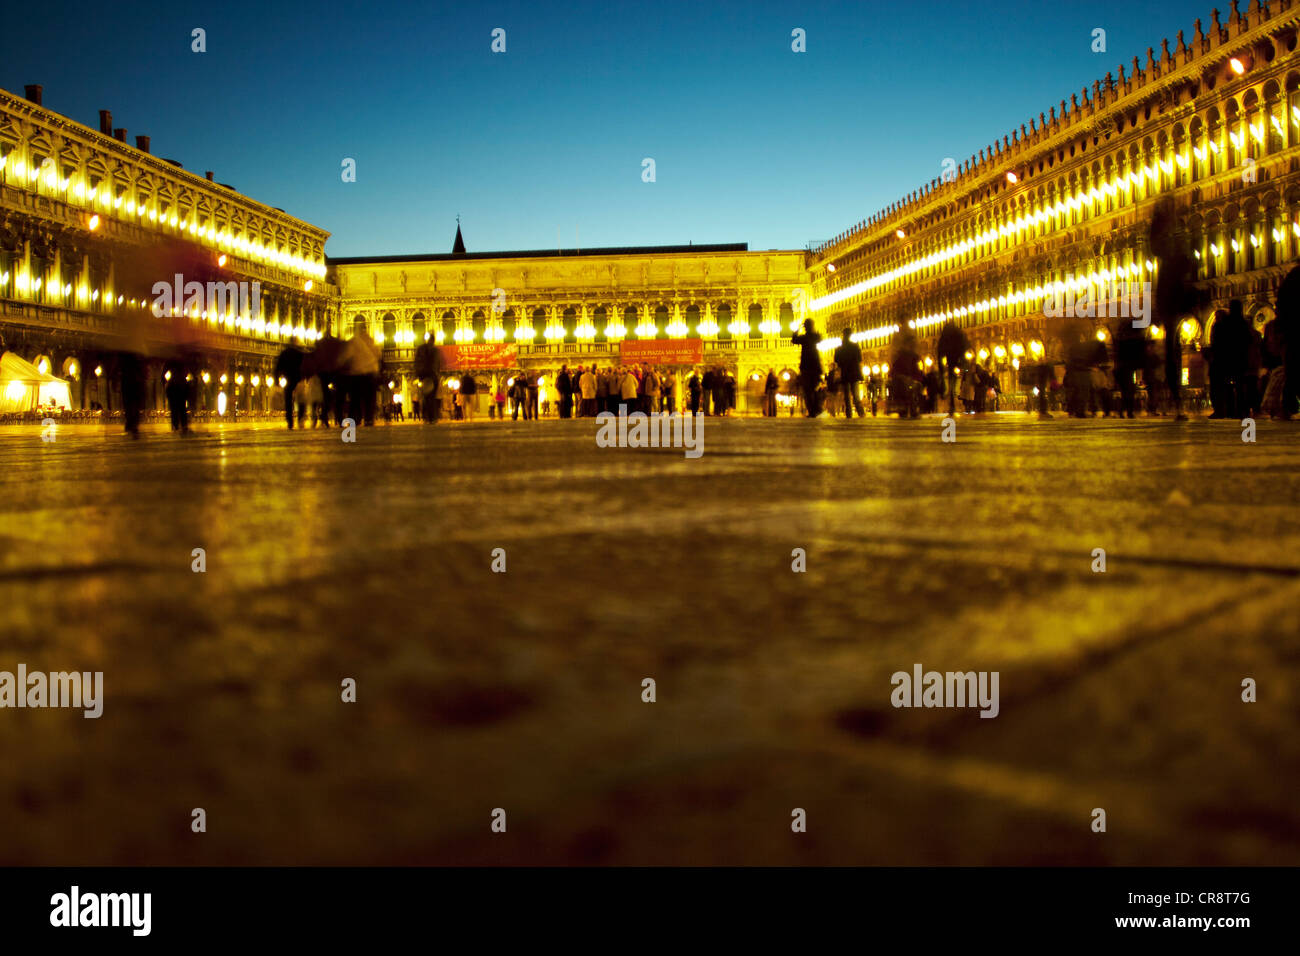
[526,373,539,420]
[833,328,865,418]
[1276,262,1300,420]
[413,340,442,422]
[557,363,573,418]
[275,345,307,429]
[1150,197,1199,420]
[890,330,923,418]
[791,319,823,416]
[164,359,191,434]
[119,352,145,438]
[711,366,727,417]
[309,333,345,426]
[936,322,968,416]
[763,369,778,416]
[1113,318,1145,418]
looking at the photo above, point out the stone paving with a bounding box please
[1,413,1297,864]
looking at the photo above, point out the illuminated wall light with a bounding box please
[1230,239,1240,253]
[218,254,227,267]
[1229,57,1245,75]
[88,214,100,230]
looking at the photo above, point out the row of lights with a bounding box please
[813,106,1300,314]
[839,218,1299,347]
[2,271,321,341]
[0,152,327,281]
[389,317,804,345]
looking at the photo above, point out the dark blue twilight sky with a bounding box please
[4,0,1210,256]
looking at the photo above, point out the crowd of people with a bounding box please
[552,364,678,418]
[776,255,1300,422]
[57,232,1300,437]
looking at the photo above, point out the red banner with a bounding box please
[437,344,518,369]
[619,339,704,365]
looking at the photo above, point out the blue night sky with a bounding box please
[5,0,1211,257]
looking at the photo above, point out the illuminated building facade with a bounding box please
[5,2,1300,419]
[0,85,335,414]
[807,2,1300,397]
[331,242,809,413]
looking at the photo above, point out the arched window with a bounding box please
[472,310,486,343]
[685,304,700,335]
[654,305,668,339]
[563,307,577,343]
[748,303,763,339]
[624,306,638,339]
[382,313,396,345]
[717,303,732,340]
[352,316,366,339]
[779,302,794,335]
[411,312,427,343]
[593,307,607,343]
[441,310,456,343]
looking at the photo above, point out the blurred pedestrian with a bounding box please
[791,319,823,417]
[833,328,865,418]
[274,344,307,429]
[164,359,191,434]
[763,368,778,417]
[1150,197,1200,420]
[579,365,597,417]
[557,363,574,418]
